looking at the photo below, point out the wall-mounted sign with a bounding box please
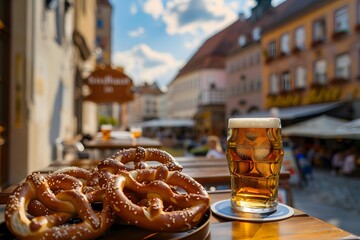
[84,65,134,104]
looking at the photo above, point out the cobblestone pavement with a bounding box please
[292,168,360,236]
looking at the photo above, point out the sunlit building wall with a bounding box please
[9,0,76,184]
[225,0,275,119]
[127,92,143,125]
[95,0,118,128]
[226,45,263,119]
[262,0,360,110]
[127,83,163,126]
[74,0,98,135]
[168,71,202,119]
[157,90,169,120]
[96,0,112,65]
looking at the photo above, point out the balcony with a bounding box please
[292,46,304,54]
[198,89,226,106]
[332,30,349,41]
[311,39,325,48]
[330,77,350,85]
[265,56,276,64]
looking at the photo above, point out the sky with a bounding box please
[110,0,286,88]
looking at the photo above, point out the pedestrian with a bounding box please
[206,135,225,159]
[342,146,357,176]
[331,149,344,175]
[295,145,312,185]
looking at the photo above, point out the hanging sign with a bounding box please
[84,65,134,103]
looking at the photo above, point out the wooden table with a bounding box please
[83,137,162,159]
[1,158,359,239]
[208,191,359,239]
[84,137,162,150]
[1,190,358,239]
[26,156,292,206]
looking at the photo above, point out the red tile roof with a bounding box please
[172,19,247,81]
[171,0,324,84]
[135,82,163,95]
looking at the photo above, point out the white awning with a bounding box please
[140,119,195,128]
[281,115,348,139]
[334,118,360,139]
[236,102,344,120]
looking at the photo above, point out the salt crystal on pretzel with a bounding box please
[5,169,115,240]
[107,147,183,171]
[102,164,210,232]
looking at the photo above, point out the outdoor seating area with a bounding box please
[2,0,360,238]
[1,149,358,239]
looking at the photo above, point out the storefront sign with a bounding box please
[84,65,134,103]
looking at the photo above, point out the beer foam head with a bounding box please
[228,118,281,128]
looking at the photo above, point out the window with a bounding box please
[238,35,247,47]
[97,19,103,29]
[334,6,349,33]
[282,71,291,92]
[295,66,306,88]
[314,59,327,84]
[294,27,305,50]
[256,77,261,90]
[313,18,326,42]
[335,53,350,79]
[55,3,63,45]
[269,74,279,94]
[252,27,261,41]
[268,40,276,58]
[358,1,360,24]
[280,33,290,55]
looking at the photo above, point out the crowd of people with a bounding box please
[292,140,360,185]
[331,146,359,176]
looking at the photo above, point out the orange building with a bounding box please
[262,0,360,110]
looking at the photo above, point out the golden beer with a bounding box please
[226,118,284,213]
[130,130,142,139]
[130,126,142,146]
[101,124,112,141]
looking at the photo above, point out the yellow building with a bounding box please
[262,0,360,109]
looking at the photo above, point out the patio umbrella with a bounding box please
[334,118,360,139]
[281,115,348,139]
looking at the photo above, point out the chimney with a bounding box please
[238,12,246,22]
[251,0,273,21]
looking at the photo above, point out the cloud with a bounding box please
[130,3,138,14]
[238,0,256,16]
[161,0,237,36]
[184,38,201,49]
[128,27,145,37]
[143,0,164,19]
[112,44,184,86]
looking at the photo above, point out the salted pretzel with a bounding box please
[5,169,115,240]
[103,163,210,232]
[106,147,183,171]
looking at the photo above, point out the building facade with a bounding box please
[167,20,242,137]
[127,83,163,125]
[74,0,98,135]
[262,0,360,111]
[2,0,79,186]
[225,0,275,119]
[95,0,112,65]
[0,0,99,187]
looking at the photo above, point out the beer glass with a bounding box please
[226,118,284,214]
[130,126,142,146]
[101,124,112,141]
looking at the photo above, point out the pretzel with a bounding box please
[107,147,183,171]
[104,164,210,232]
[5,169,115,240]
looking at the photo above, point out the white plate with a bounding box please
[211,199,294,222]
